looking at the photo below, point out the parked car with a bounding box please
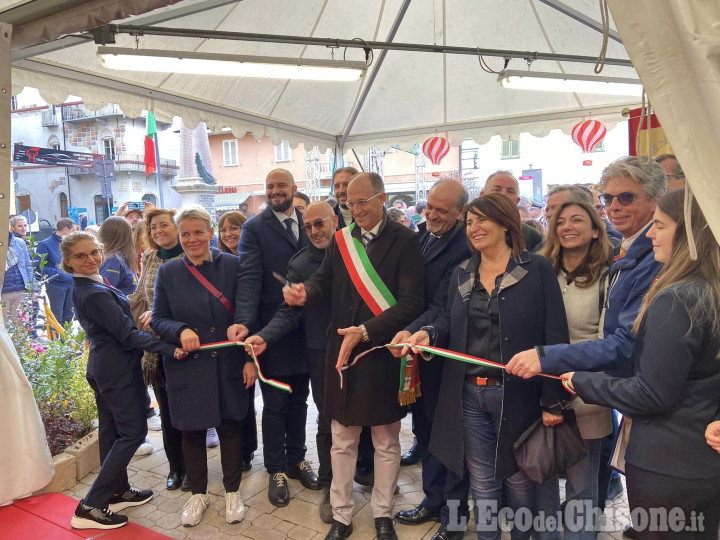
[29,219,55,242]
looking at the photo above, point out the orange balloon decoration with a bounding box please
[571,120,607,153]
[422,136,450,165]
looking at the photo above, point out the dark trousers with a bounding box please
[241,383,258,459]
[154,361,184,475]
[626,463,720,540]
[260,373,310,474]
[357,426,375,471]
[183,419,243,494]
[442,467,471,531]
[412,395,447,511]
[45,283,74,326]
[308,348,332,486]
[598,409,620,511]
[84,368,147,508]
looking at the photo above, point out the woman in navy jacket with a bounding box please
[406,194,569,540]
[98,216,138,295]
[565,190,720,540]
[63,232,181,531]
[151,207,257,528]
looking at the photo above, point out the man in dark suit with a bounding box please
[284,173,425,540]
[227,168,319,507]
[390,179,471,539]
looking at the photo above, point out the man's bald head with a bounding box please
[303,201,338,249]
[481,171,520,204]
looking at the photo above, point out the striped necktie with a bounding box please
[362,231,376,247]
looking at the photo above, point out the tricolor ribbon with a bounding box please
[196,340,292,393]
[339,343,571,398]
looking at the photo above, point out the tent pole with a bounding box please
[0,23,11,277]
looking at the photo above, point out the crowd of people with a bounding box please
[4,152,720,539]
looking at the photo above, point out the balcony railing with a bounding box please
[62,103,125,122]
[66,153,179,176]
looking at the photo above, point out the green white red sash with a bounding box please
[335,223,421,404]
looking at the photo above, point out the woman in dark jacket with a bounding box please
[564,190,720,540]
[152,207,257,529]
[406,194,569,540]
[98,216,138,295]
[63,232,181,531]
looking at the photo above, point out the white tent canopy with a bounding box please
[5,0,640,152]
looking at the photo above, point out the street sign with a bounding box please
[100,179,113,199]
[93,158,116,182]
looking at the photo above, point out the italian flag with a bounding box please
[144,111,157,176]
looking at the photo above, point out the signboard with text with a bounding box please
[13,144,99,167]
[521,169,543,204]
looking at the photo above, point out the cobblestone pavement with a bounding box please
[64,394,629,539]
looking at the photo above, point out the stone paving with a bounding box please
[64,394,629,539]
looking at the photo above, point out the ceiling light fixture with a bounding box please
[97,47,366,82]
[498,70,643,96]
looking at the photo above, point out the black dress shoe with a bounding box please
[431,526,466,540]
[324,519,353,539]
[375,517,398,540]
[242,453,254,472]
[395,505,440,525]
[269,472,290,507]
[623,524,640,539]
[181,473,190,492]
[166,472,181,490]
[400,443,421,466]
[286,460,321,490]
[353,467,374,487]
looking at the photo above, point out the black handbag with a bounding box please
[513,410,587,483]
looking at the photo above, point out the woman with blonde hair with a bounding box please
[63,231,182,530]
[564,189,720,539]
[98,216,137,295]
[541,200,612,538]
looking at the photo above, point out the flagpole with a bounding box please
[154,131,165,208]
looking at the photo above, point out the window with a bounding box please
[274,140,291,162]
[501,138,520,159]
[102,137,116,159]
[223,139,238,166]
[48,136,60,150]
[591,140,605,153]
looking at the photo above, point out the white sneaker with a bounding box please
[133,442,153,456]
[206,427,220,448]
[225,490,246,524]
[147,415,162,431]
[181,493,210,527]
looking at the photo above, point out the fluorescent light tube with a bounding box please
[498,70,642,96]
[98,47,365,82]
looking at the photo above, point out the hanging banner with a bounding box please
[12,144,99,167]
[627,108,674,157]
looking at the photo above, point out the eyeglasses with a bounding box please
[303,216,332,233]
[599,192,642,206]
[346,192,382,209]
[594,204,605,212]
[71,248,102,261]
[219,225,242,235]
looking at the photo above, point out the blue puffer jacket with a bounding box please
[36,232,73,288]
[3,232,34,293]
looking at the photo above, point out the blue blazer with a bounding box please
[36,232,73,287]
[100,254,137,296]
[406,220,470,419]
[235,207,309,377]
[573,282,720,479]
[72,276,176,379]
[152,249,251,431]
[538,227,662,377]
[428,251,569,480]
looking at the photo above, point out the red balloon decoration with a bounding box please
[422,136,450,165]
[571,120,607,153]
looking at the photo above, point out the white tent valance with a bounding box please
[6,0,640,152]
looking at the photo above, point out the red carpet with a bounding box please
[0,493,170,539]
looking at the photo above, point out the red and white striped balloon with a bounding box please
[571,120,607,153]
[422,136,450,165]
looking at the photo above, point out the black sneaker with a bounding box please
[108,487,153,512]
[71,501,129,530]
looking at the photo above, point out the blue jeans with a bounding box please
[45,283,74,326]
[462,381,534,540]
[564,438,603,540]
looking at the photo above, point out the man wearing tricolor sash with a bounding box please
[284,173,425,540]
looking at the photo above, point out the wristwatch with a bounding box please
[359,324,370,343]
